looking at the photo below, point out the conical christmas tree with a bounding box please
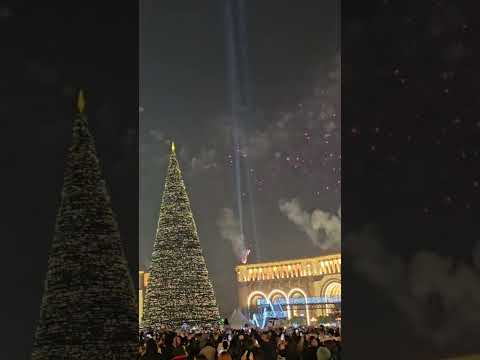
[31,91,138,359]
[142,142,220,329]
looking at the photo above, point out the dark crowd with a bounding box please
[139,324,341,360]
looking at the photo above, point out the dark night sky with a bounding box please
[1,0,480,359]
[140,0,340,317]
[342,0,480,358]
[0,2,138,358]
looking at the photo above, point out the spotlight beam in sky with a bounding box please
[224,0,261,262]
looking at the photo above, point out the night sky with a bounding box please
[342,0,480,358]
[140,0,340,317]
[1,0,480,359]
[1,2,138,358]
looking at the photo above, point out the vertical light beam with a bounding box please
[224,0,261,262]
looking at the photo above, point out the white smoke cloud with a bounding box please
[217,208,248,262]
[324,120,337,133]
[219,53,340,161]
[348,228,480,348]
[148,129,164,142]
[279,198,341,250]
[245,131,271,158]
[191,148,217,171]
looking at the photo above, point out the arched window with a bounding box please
[288,288,310,326]
[323,281,341,316]
[268,289,290,319]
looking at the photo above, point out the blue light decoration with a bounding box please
[250,299,288,326]
[250,296,342,326]
[251,308,268,328]
[251,308,289,326]
[250,297,282,327]
[257,296,341,306]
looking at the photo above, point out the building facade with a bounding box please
[139,271,149,323]
[235,254,341,326]
[139,253,341,327]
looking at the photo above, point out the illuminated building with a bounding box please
[138,271,149,323]
[139,253,341,327]
[235,253,341,326]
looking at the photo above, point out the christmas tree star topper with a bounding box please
[142,137,219,329]
[77,89,86,114]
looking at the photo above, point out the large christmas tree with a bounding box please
[31,91,138,359]
[142,143,220,329]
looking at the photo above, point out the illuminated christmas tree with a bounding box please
[32,91,138,359]
[142,143,220,329]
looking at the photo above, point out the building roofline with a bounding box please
[235,253,341,272]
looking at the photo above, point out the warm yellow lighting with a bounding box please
[288,288,311,325]
[247,290,269,311]
[77,89,85,113]
[234,254,340,282]
[267,289,291,319]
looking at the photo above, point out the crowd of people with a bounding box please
[138,322,341,360]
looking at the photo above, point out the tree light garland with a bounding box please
[142,143,220,330]
[32,92,138,359]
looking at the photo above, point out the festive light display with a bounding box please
[240,249,251,264]
[257,296,341,306]
[32,91,138,359]
[236,254,341,282]
[142,143,220,329]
